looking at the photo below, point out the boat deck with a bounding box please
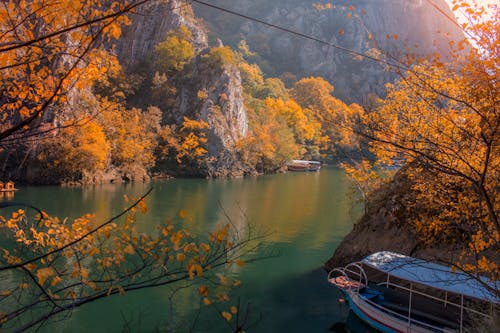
[364,284,463,330]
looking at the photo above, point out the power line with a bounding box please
[425,0,474,40]
[191,0,408,71]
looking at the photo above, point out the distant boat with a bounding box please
[0,181,18,192]
[287,160,321,172]
[328,251,499,333]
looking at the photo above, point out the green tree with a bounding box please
[154,26,195,74]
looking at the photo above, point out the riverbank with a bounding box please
[324,167,464,271]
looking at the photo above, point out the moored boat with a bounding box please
[287,160,321,172]
[0,181,18,192]
[328,251,499,333]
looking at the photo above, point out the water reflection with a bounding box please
[2,168,364,332]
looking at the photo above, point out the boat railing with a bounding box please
[344,262,368,290]
[379,281,490,319]
[328,262,367,292]
[358,294,456,333]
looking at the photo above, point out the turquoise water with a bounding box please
[1,168,374,332]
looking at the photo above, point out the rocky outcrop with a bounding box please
[324,167,462,271]
[194,0,464,103]
[115,0,208,69]
[115,1,253,178]
[174,52,254,178]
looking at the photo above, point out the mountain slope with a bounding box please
[193,0,464,103]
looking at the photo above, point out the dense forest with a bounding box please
[0,1,363,184]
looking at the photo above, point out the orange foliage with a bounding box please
[0,0,135,141]
[347,2,499,277]
[0,198,250,331]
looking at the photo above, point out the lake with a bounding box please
[1,167,375,332]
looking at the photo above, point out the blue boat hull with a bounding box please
[345,292,400,333]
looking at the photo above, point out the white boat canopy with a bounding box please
[289,160,320,164]
[361,251,500,303]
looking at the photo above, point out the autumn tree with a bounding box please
[200,46,238,72]
[37,120,110,181]
[158,117,210,175]
[0,195,260,332]
[99,101,161,175]
[241,102,300,172]
[291,77,364,156]
[0,0,151,144]
[262,98,324,159]
[154,25,195,75]
[344,1,499,281]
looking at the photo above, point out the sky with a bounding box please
[445,0,498,8]
[444,0,498,22]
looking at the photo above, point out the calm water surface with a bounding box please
[2,167,374,332]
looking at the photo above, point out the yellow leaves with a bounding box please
[171,231,185,250]
[138,199,148,214]
[198,286,209,296]
[238,62,264,94]
[179,209,187,219]
[36,267,55,286]
[313,3,333,11]
[183,242,199,254]
[200,243,210,253]
[103,22,122,41]
[165,117,209,165]
[209,224,230,243]
[0,190,252,328]
[230,306,238,314]
[221,311,232,322]
[201,46,237,68]
[176,253,186,263]
[197,89,209,100]
[50,276,62,287]
[155,25,195,73]
[124,244,135,255]
[188,264,203,279]
[0,290,12,297]
[24,263,36,271]
[234,260,245,268]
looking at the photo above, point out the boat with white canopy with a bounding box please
[286,160,321,172]
[328,251,499,333]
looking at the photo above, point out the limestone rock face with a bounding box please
[324,167,461,271]
[174,55,254,178]
[194,0,463,103]
[116,0,208,69]
[115,1,252,178]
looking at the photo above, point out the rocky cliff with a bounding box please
[324,167,462,271]
[193,0,464,103]
[173,50,254,178]
[115,1,252,178]
[116,0,208,69]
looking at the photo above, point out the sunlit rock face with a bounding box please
[115,0,208,69]
[194,0,464,103]
[115,1,252,178]
[174,54,254,178]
